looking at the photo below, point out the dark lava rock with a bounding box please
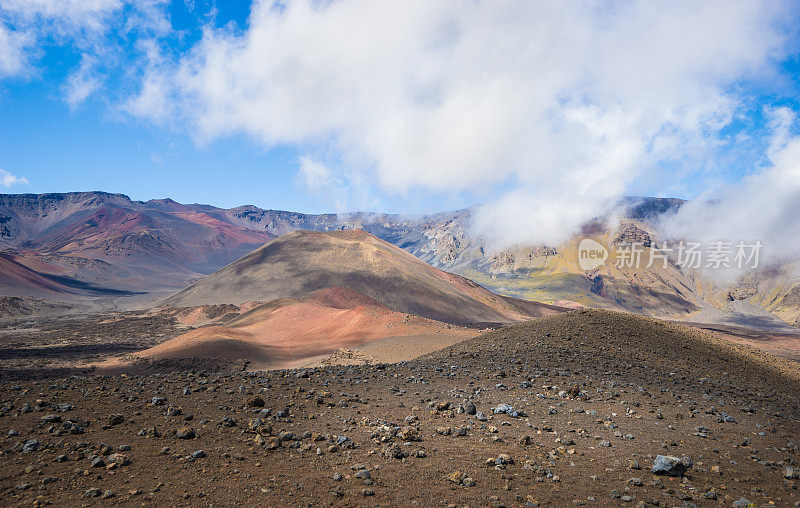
[651,455,692,477]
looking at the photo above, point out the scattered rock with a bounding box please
[651,455,692,477]
[384,443,405,459]
[493,403,522,417]
[176,427,196,439]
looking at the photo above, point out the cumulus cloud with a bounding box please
[0,0,123,79]
[3,0,797,254]
[0,0,123,31]
[0,22,33,78]
[660,107,800,267]
[0,0,168,104]
[64,56,102,108]
[123,0,797,248]
[297,156,332,195]
[0,169,28,187]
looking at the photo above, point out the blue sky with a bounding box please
[0,0,479,213]
[0,0,799,229]
[0,2,358,212]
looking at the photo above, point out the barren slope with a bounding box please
[128,287,475,369]
[162,230,550,325]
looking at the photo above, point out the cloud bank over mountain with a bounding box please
[2,1,799,252]
[660,107,800,266]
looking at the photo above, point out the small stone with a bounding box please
[176,427,195,439]
[22,440,39,453]
[447,471,466,483]
[384,443,405,459]
[248,397,265,407]
[495,453,514,465]
[493,403,521,417]
[651,455,692,477]
[191,450,206,458]
[399,426,419,441]
[85,487,102,498]
[107,453,129,466]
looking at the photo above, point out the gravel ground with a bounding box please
[0,309,799,507]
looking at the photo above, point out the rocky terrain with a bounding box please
[0,311,187,381]
[0,309,798,507]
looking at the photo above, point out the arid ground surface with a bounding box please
[1,310,799,507]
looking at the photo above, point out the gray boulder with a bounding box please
[651,455,692,477]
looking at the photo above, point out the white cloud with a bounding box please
[0,0,169,104]
[660,107,800,267]
[124,0,796,248]
[0,0,123,37]
[2,0,796,254]
[297,156,332,195]
[0,169,28,187]
[0,21,33,78]
[63,56,102,108]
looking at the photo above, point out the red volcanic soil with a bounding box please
[0,251,70,277]
[299,286,384,309]
[37,207,154,252]
[0,253,138,299]
[118,287,476,370]
[173,212,274,246]
[0,255,73,296]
